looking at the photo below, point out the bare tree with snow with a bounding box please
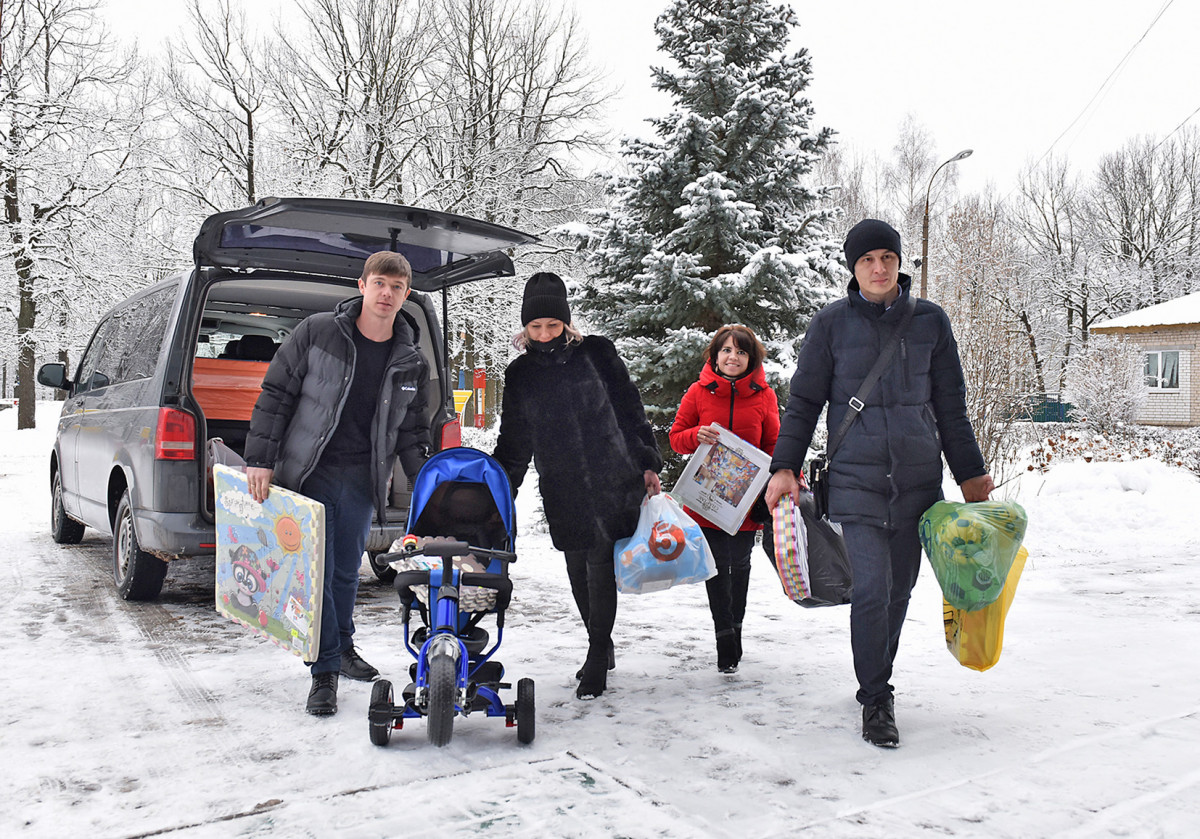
[267,0,432,202]
[1,0,145,428]
[162,0,272,210]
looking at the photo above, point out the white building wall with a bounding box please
[1097,328,1198,427]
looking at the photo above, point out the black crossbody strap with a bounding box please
[825,291,917,462]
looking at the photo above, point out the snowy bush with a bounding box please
[1064,335,1146,433]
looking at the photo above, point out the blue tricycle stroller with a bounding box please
[367,448,534,747]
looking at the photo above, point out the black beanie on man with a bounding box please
[843,219,903,271]
[521,272,572,326]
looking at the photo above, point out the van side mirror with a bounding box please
[37,363,69,390]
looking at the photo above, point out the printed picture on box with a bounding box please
[692,442,761,507]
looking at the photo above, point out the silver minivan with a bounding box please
[38,197,535,600]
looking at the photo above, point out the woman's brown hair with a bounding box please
[706,324,765,375]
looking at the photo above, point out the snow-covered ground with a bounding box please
[3,402,1198,838]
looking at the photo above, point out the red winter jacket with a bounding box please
[669,363,780,531]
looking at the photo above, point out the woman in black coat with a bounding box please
[493,273,663,699]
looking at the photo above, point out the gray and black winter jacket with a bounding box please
[771,274,986,527]
[244,297,430,522]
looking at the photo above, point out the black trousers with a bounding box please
[563,540,618,661]
[700,527,754,634]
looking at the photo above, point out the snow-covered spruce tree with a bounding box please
[576,0,842,447]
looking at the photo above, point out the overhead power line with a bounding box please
[1031,0,1175,170]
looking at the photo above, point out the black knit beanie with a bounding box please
[843,219,903,271]
[520,272,571,326]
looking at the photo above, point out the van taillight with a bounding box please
[440,418,462,450]
[155,408,196,460]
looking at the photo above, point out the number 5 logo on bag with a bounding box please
[648,521,685,562]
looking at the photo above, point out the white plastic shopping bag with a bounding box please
[613,493,717,594]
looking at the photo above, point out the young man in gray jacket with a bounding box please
[765,219,994,748]
[244,251,430,715]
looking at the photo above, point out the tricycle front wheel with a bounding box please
[426,652,458,747]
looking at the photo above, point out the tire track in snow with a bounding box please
[37,533,232,736]
[123,751,712,838]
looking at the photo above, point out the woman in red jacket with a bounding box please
[669,324,780,673]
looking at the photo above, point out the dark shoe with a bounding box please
[716,629,738,673]
[862,698,899,748]
[575,639,615,680]
[576,661,607,700]
[306,672,339,716]
[575,643,610,699]
[340,647,379,681]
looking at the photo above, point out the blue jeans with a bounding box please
[302,462,374,674]
[840,518,923,707]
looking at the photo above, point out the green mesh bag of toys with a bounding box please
[918,500,1028,611]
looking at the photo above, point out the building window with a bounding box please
[1145,350,1180,390]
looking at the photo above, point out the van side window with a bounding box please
[89,317,126,390]
[76,317,118,392]
[114,287,176,383]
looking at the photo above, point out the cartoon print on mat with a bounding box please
[213,464,326,659]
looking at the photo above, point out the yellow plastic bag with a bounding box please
[942,546,1028,671]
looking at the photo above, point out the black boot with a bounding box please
[731,565,750,663]
[576,646,609,700]
[306,672,339,716]
[340,646,379,681]
[575,639,615,679]
[716,629,739,673]
[862,697,899,748]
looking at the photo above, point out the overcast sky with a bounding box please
[105,0,1200,197]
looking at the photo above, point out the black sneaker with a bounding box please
[862,698,899,748]
[340,647,380,681]
[306,672,339,716]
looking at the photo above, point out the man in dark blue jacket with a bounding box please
[244,251,430,716]
[765,219,994,748]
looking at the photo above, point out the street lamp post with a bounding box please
[919,148,973,298]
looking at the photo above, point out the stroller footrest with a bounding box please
[470,660,504,684]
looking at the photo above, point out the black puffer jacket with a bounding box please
[493,335,662,551]
[771,274,986,527]
[244,297,430,522]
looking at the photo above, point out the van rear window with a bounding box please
[218,224,454,274]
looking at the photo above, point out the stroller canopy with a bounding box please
[406,448,517,547]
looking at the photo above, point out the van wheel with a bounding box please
[113,491,168,601]
[51,472,85,544]
[367,551,397,584]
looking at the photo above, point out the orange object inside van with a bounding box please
[192,358,270,421]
